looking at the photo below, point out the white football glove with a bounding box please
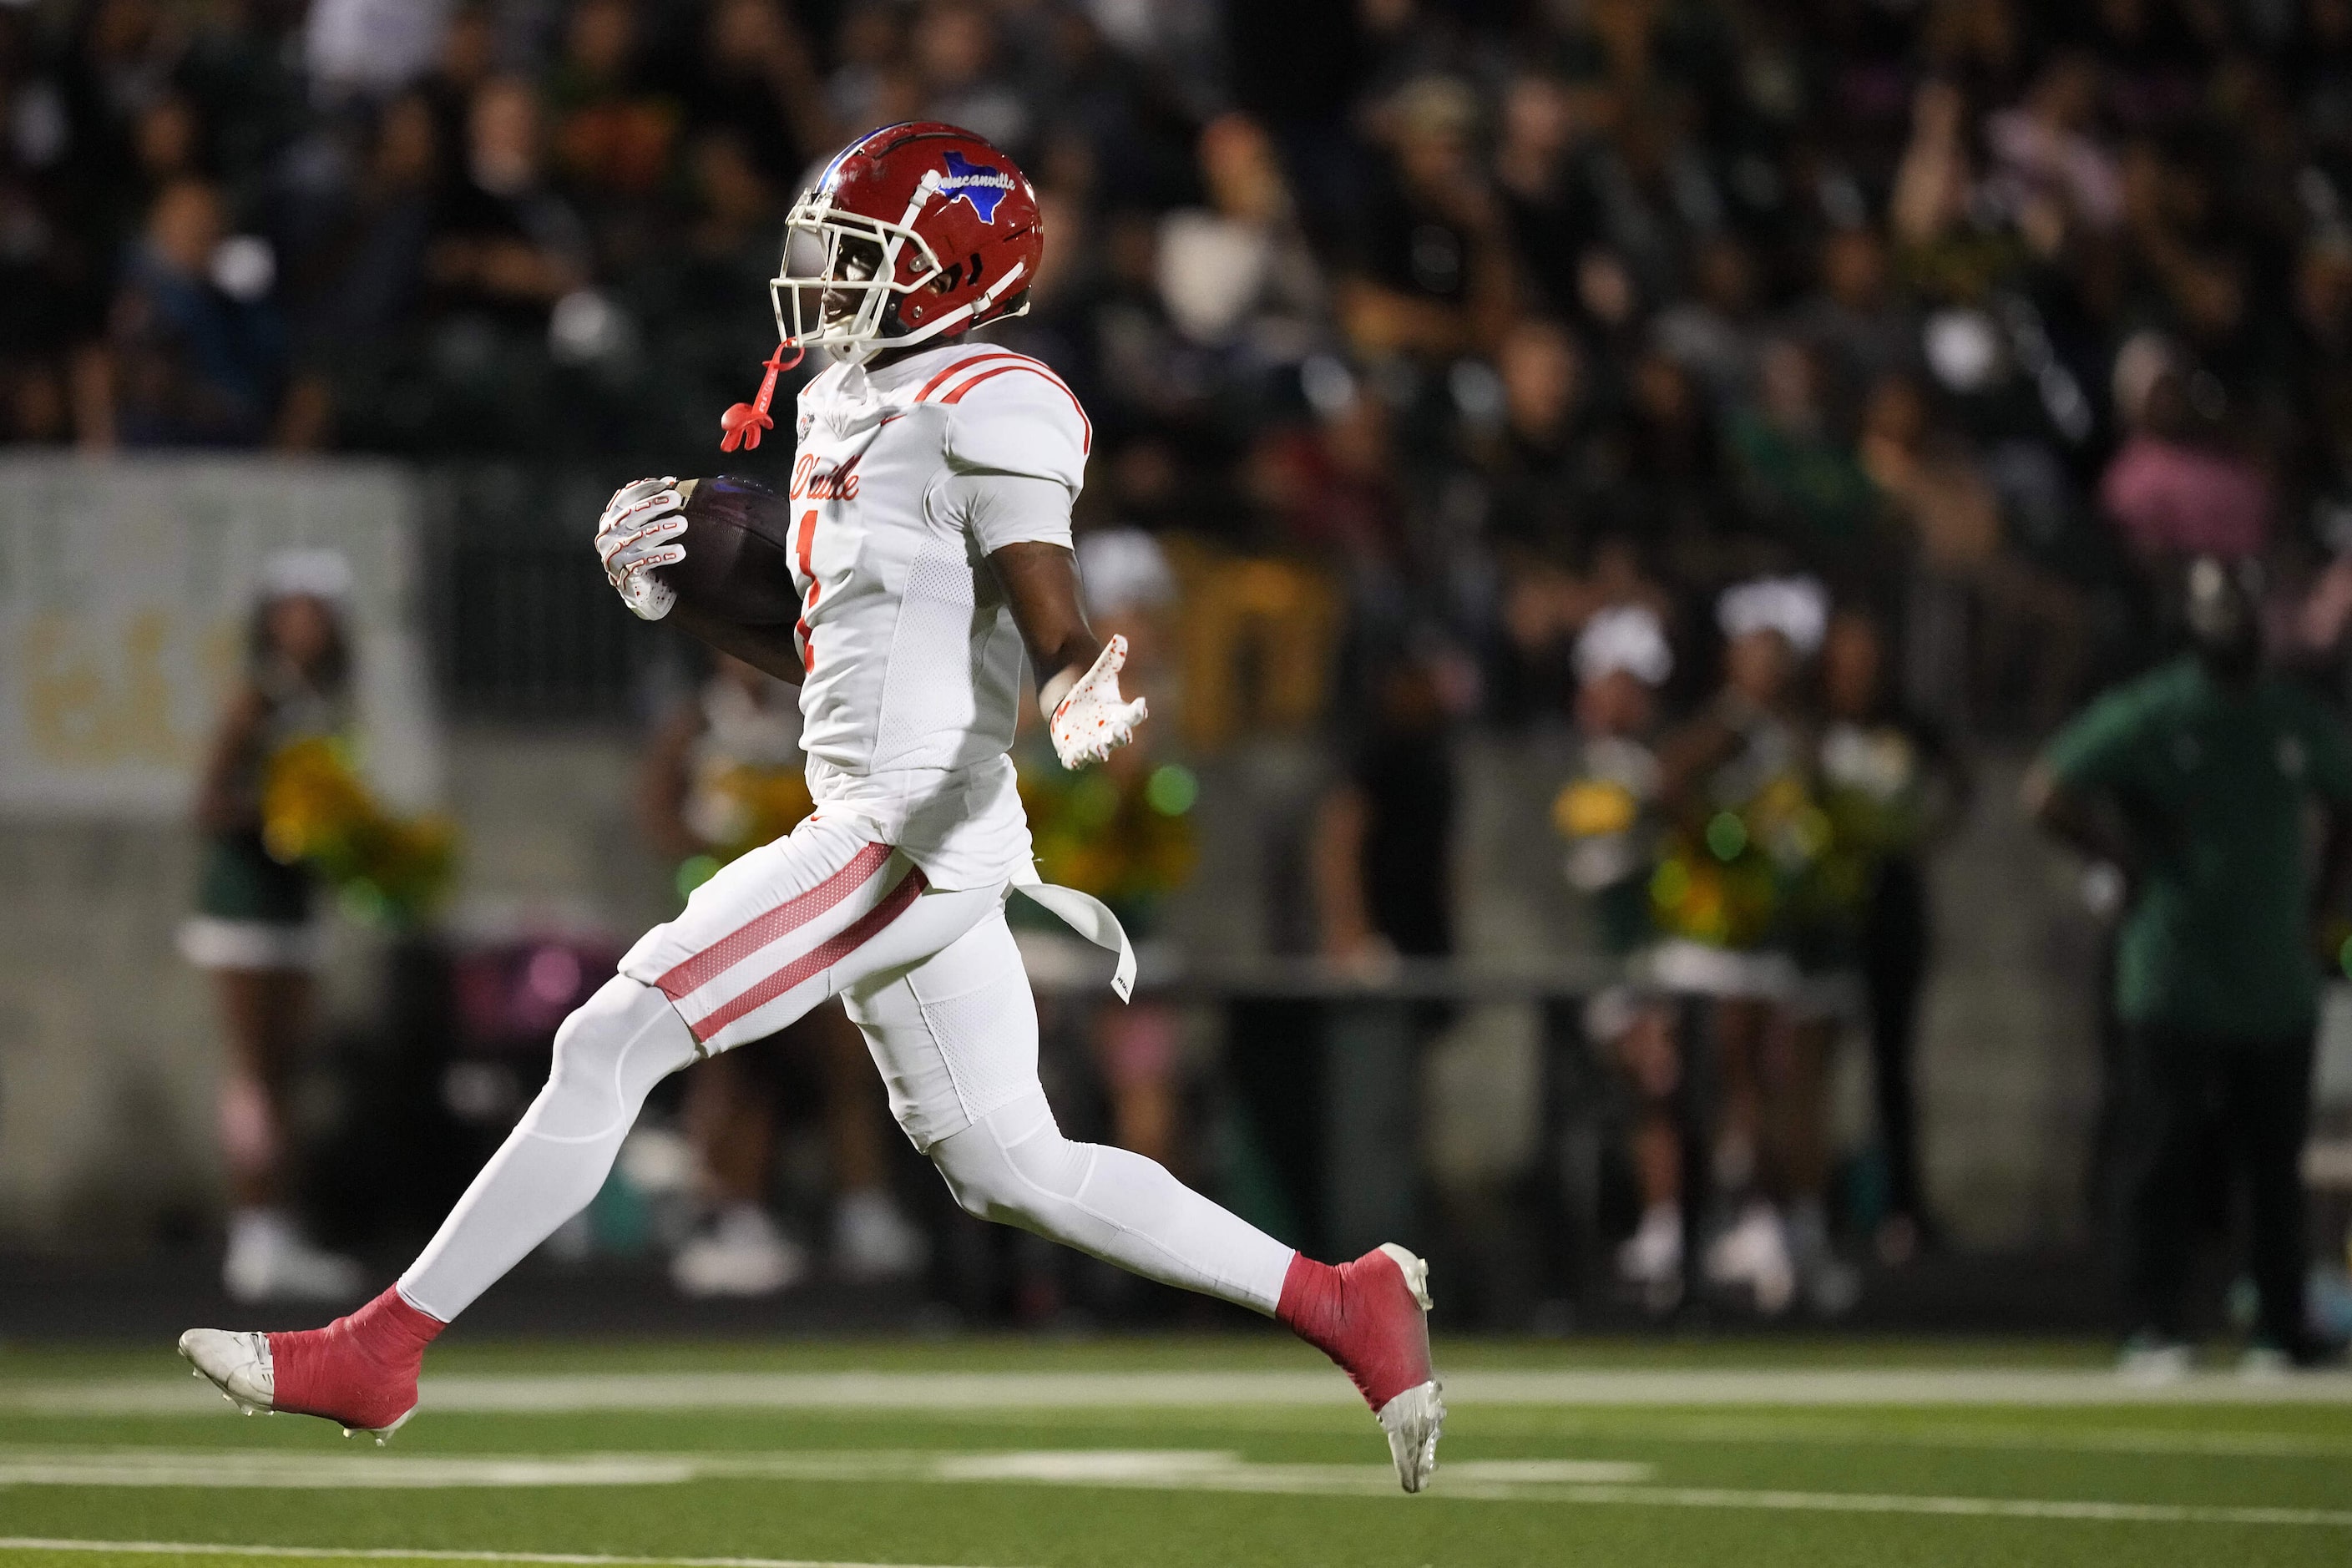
[1044,635,1149,769]
[594,476,686,621]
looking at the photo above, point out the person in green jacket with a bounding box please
[2026,556,2352,1374]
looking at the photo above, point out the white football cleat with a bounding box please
[1379,1382,1445,1494]
[179,1287,435,1444]
[1278,1240,1446,1493]
[178,1324,417,1443]
[178,1328,275,1416]
[1374,1245,1444,1494]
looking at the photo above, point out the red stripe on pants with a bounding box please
[687,866,928,1040]
[655,842,893,999]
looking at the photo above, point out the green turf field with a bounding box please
[2,1336,2349,1568]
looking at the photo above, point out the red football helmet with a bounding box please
[772,121,1044,364]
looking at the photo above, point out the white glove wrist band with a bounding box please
[1039,666,1082,721]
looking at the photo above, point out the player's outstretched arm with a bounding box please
[989,540,1099,686]
[988,540,1146,769]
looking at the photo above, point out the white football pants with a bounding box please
[397,817,1294,1322]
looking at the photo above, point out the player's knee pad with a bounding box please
[526,974,699,1143]
[928,1090,1094,1230]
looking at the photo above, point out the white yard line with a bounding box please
[0,1447,2344,1528]
[1508,1411,2352,1459]
[0,1541,989,1568]
[0,1446,1649,1495]
[5,1451,2352,1535]
[11,1367,2352,1419]
[1485,1485,2352,1528]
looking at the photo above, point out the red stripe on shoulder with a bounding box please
[937,362,1092,453]
[914,351,1024,403]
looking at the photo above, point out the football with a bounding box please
[654,474,802,628]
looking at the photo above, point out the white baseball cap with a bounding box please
[1716,574,1828,655]
[1575,604,1673,686]
[258,549,354,602]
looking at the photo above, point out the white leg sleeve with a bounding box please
[931,1089,1296,1314]
[852,914,1293,1315]
[397,975,698,1321]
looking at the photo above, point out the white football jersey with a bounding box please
[777,339,1089,888]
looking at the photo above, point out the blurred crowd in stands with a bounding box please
[12,0,2352,733]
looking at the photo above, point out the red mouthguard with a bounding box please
[719,342,805,452]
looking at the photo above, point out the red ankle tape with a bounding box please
[1275,1253,1340,1338]
[1275,1249,1430,1413]
[268,1286,442,1429]
[349,1286,445,1353]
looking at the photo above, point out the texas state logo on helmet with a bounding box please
[771,123,1044,366]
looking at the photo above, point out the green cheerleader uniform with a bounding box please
[180,675,346,972]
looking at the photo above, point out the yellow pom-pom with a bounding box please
[1555,780,1637,839]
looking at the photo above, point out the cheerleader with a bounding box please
[1550,607,1682,1306]
[181,552,365,1304]
[1652,576,1830,1314]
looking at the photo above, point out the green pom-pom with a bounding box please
[676,854,721,900]
[1146,764,1199,816]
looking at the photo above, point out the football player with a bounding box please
[180,123,1443,1492]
